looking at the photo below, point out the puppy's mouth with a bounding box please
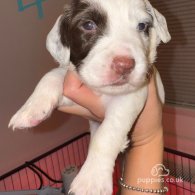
[100,66,153,88]
[102,74,130,87]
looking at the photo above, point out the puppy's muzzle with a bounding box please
[111,56,135,75]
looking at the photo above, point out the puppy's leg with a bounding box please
[89,120,101,138]
[69,87,147,195]
[9,67,68,130]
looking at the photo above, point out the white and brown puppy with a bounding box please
[9,0,171,194]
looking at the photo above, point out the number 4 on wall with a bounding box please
[17,0,48,19]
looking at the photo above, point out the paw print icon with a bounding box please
[151,164,170,177]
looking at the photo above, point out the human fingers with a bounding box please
[63,71,105,119]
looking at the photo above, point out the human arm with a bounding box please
[121,69,164,194]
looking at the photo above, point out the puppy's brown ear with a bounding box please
[144,0,171,43]
[46,6,71,67]
[60,5,72,47]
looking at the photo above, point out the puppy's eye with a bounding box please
[138,22,150,32]
[82,20,97,31]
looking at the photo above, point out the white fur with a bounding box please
[9,0,170,194]
[46,16,70,67]
[9,68,72,129]
[80,0,150,94]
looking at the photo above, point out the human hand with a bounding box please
[121,68,164,195]
[130,68,163,146]
[59,69,163,139]
[59,69,164,195]
[58,70,105,121]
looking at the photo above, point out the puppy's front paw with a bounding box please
[69,165,113,195]
[9,96,57,130]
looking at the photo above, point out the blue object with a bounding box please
[17,0,48,19]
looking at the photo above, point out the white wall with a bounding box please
[0,0,88,175]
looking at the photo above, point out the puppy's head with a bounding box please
[47,0,171,95]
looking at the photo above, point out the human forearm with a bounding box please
[121,128,164,195]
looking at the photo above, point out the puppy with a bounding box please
[9,0,171,194]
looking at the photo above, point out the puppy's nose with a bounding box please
[111,56,135,75]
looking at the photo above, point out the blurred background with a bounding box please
[0,0,88,175]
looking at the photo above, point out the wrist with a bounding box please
[130,127,163,147]
[121,129,164,195]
